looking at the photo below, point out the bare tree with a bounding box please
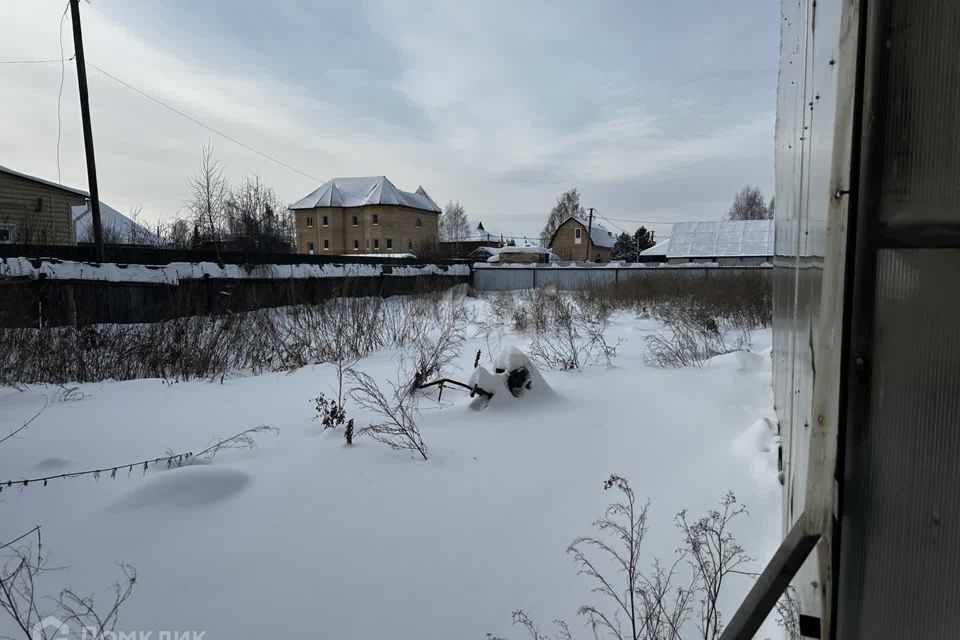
[187,142,228,242]
[725,187,770,221]
[166,217,193,249]
[125,206,156,246]
[226,174,293,251]
[540,188,585,246]
[439,200,470,241]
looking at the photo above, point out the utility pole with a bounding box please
[70,0,105,261]
[585,207,595,262]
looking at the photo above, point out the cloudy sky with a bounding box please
[1,0,778,239]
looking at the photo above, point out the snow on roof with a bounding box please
[0,163,87,197]
[555,216,616,248]
[498,246,552,254]
[640,238,670,256]
[351,253,417,259]
[485,245,554,263]
[289,176,441,213]
[72,202,164,246]
[666,219,773,258]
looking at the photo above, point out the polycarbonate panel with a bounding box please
[837,249,960,639]
[876,3,960,227]
[666,220,774,258]
[773,0,851,623]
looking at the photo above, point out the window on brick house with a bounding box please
[307,242,314,254]
[416,218,422,228]
[322,215,329,226]
[323,239,329,250]
[574,227,582,244]
[372,214,379,225]
[386,238,393,249]
[306,217,314,228]
[374,239,380,250]
[353,239,359,251]
[352,216,359,226]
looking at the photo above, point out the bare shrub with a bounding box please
[407,293,467,393]
[194,425,278,462]
[676,491,752,639]
[526,289,620,370]
[775,586,802,640]
[0,527,136,640]
[349,369,427,460]
[643,300,747,368]
[493,476,753,640]
[0,290,464,387]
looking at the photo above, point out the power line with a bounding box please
[0,59,62,64]
[87,63,321,182]
[57,1,71,185]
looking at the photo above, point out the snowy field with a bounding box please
[0,294,780,639]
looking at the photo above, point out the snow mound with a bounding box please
[733,349,769,373]
[109,466,250,512]
[731,417,778,486]
[468,346,554,410]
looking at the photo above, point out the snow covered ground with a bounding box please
[0,298,780,639]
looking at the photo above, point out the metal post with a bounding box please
[70,0,104,262]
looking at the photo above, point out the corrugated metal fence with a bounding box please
[472,264,771,291]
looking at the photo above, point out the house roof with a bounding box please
[551,216,616,249]
[485,246,555,263]
[640,238,670,256]
[471,221,500,242]
[665,219,774,258]
[289,176,441,213]
[0,163,87,197]
[72,202,164,246]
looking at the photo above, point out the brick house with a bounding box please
[0,164,87,245]
[548,216,616,262]
[290,176,441,255]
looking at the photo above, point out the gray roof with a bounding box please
[666,219,774,258]
[639,238,670,256]
[290,176,441,213]
[72,202,163,246]
[0,163,87,197]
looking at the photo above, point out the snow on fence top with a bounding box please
[0,258,470,284]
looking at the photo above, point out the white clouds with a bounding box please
[0,0,776,237]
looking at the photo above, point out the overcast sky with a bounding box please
[1,1,778,239]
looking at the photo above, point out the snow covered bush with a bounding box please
[491,476,754,640]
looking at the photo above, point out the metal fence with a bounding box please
[471,264,771,292]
